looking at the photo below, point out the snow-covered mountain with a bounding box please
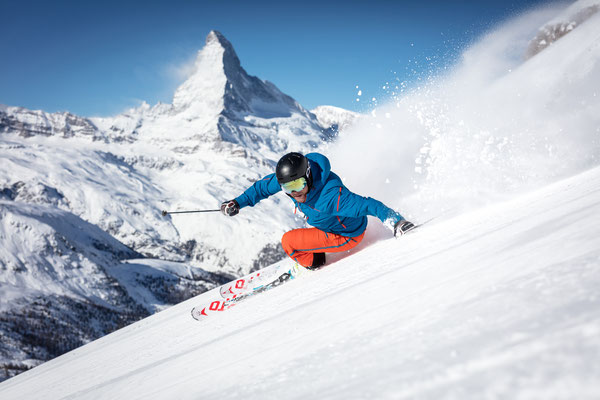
[0,29,352,274]
[0,200,229,376]
[526,0,599,58]
[311,105,362,134]
[0,30,354,273]
[0,105,100,139]
[0,31,356,380]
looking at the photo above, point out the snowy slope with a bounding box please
[311,105,362,134]
[0,200,140,312]
[1,162,598,400]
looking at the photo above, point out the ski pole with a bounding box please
[161,209,221,217]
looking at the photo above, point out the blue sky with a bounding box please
[0,0,550,117]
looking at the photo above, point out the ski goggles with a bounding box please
[281,177,307,194]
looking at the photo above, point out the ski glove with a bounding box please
[220,200,240,217]
[394,219,416,237]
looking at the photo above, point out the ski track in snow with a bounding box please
[1,165,599,399]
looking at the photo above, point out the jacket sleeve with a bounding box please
[234,173,282,208]
[321,185,404,225]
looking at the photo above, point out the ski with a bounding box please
[191,263,308,321]
[399,216,437,236]
[218,263,284,299]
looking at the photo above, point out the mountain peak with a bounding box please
[171,31,232,113]
[172,30,308,124]
[205,30,241,71]
[205,30,231,49]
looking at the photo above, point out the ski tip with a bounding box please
[191,306,208,321]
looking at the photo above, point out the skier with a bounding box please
[220,152,415,269]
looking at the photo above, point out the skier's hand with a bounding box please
[394,219,415,237]
[220,200,240,217]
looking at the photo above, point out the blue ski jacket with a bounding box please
[235,153,403,237]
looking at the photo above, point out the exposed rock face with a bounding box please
[525,4,599,59]
[0,106,100,140]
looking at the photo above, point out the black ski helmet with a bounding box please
[276,152,312,187]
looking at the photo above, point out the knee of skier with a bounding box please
[281,230,294,256]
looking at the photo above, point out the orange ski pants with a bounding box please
[281,228,365,267]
